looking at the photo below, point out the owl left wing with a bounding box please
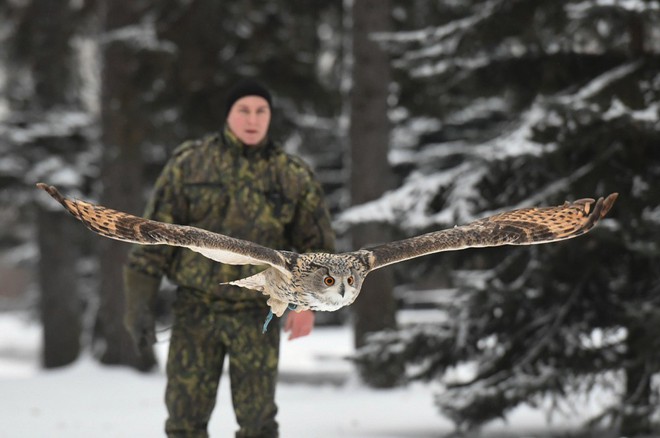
[37,183,292,276]
[365,193,618,271]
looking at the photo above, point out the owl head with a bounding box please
[301,257,364,311]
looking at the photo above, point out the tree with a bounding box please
[347,0,402,388]
[95,0,171,370]
[3,0,97,368]
[346,0,660,434]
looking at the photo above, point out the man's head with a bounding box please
[225,79,272,146]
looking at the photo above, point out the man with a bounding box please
[123,79,336,437]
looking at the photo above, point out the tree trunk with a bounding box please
[620,324,653,436]
[349,0,402,388]
[25,0,85,368]
[37,209,82,368]
[95,0,155,370]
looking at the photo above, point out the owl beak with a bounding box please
[338,284,345,298]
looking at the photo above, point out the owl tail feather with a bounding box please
[225,271,267,292]
[223,270,289,317]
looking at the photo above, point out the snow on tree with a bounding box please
[343,0,660,435]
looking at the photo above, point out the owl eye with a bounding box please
[347,276,355,286]
[323,276,335,287]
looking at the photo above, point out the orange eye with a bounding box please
[347,276,354,286]
[324,276,335,287]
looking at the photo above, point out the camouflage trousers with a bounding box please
[165,290,280,438]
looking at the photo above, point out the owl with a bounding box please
[37,183,617,318]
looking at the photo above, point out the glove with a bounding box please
[123,267,160,350]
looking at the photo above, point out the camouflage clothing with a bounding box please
[127,127,335,310]
[165,289,280,438]
[125,128,335,437]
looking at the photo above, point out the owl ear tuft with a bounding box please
[307,261,328,273]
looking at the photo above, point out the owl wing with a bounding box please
[366,193,618,271]
[37,183,292,276]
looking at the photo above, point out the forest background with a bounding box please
[1,0,659,435]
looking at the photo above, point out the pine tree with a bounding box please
[0,0,97,368]
[346,0,660,434]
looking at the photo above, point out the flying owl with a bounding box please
[36,183,617,317]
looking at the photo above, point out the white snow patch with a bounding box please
[567,0,660,17]
[0,311,619,436]
[27,157,83,188]
[6,111,92,145]
[561,61,642,104]
[101,21,177,54]
[642,206,660,224]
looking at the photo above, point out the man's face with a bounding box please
[226,96,271,146]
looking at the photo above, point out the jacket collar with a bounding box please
[222,126,275,158]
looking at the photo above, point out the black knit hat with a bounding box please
[224,79,273,117]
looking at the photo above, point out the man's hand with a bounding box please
[284,310,315,340]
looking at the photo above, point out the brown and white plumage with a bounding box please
[36,183,618,316]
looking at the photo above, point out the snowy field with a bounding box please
[0,311,612,438]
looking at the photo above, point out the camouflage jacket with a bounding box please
[126,127,336,309]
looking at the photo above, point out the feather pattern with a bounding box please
[36,183,291,276]
[367,194,618,270]
[37,183,617,315]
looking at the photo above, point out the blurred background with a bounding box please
[1,0,659,436]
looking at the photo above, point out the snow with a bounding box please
[563,61,642,103]
[101,21,177,54]
[0,66,8,121]
[335,166,477,231]
[381,0,500,53]
[642,206,660,224]
[339,57,647,234]
[28,157,83,188]
[3,111,92,145]
[0,311,604,437]
[602,97,660,125]
[337,102,560,231]
[389,116,443,151]
[567,0,660,16]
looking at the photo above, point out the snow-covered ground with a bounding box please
[0,311,609,437]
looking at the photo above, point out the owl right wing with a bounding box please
[37,183,293,276]
[365,193,618,271]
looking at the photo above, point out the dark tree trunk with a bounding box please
[24,0,86,368]
[349,0,402,388]
[37,209,82,368]
[95,0,155,370]
[620,324,653,436]
[627,12,645,57]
